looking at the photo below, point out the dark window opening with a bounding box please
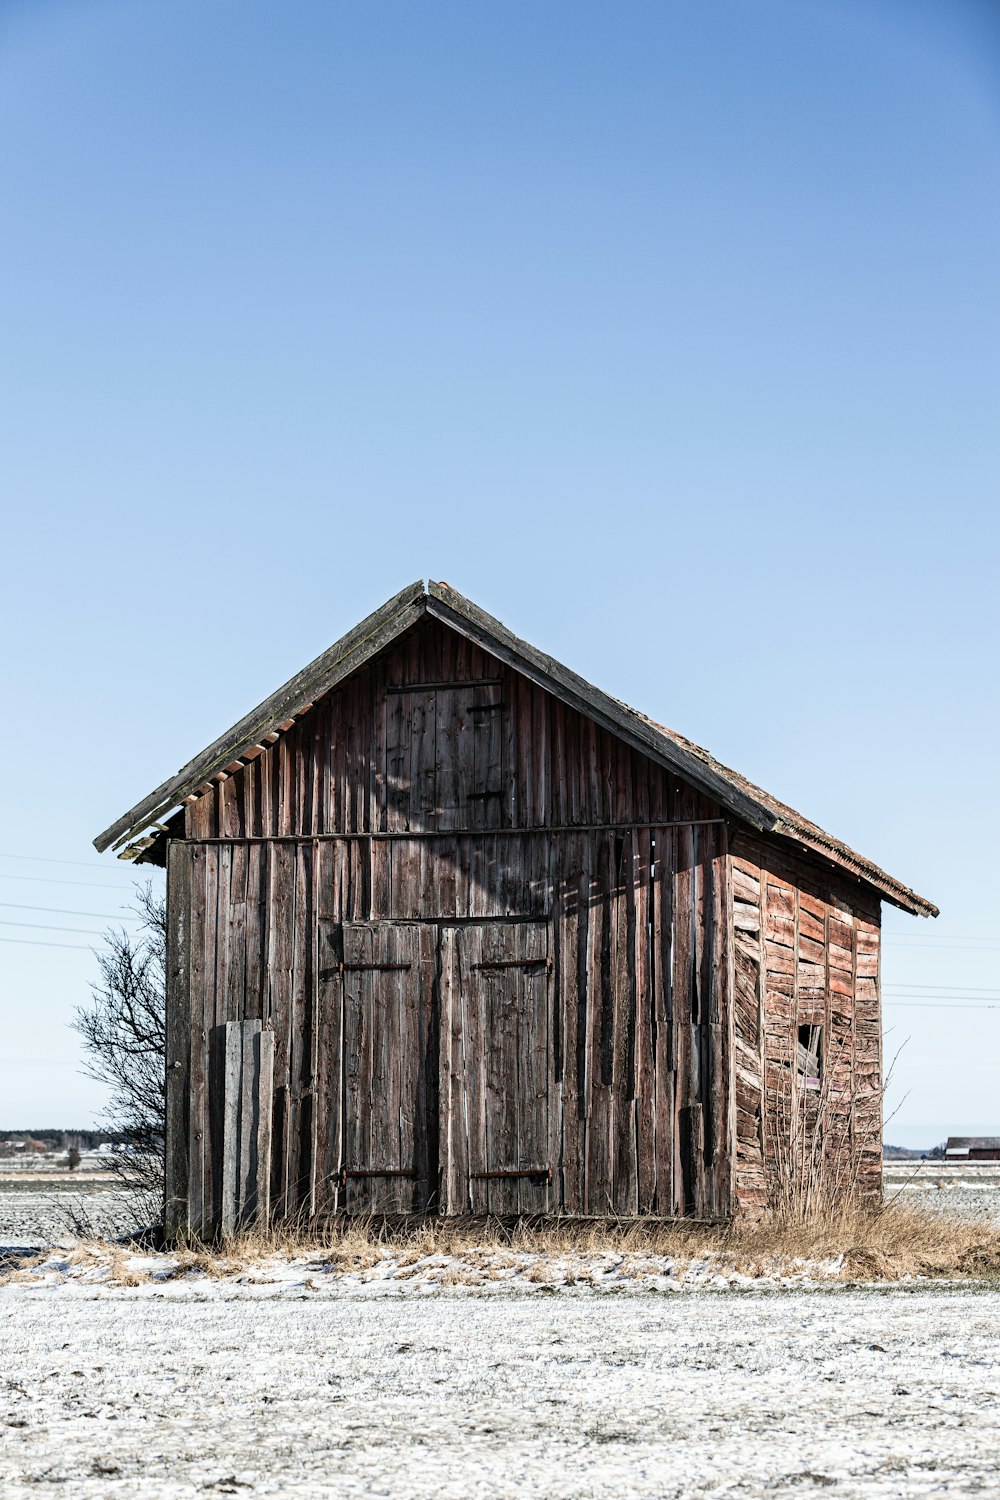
[797,1024,823,1092]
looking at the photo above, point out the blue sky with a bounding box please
[0,0,997,1144]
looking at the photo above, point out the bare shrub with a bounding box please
[763,1035,904,1223]
[71,882,166,1235]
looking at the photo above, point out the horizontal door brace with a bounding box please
[339,1167,420,1185]
[471,1167,553,1182]
[340,961,412,972]
[472,957,551,971]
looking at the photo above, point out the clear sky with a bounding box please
[0,0,997,1146]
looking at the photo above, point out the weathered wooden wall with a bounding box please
[163,615,884,1232]
[729,832,882,1212]
[166,823,732,1230]
[182,619,727,840]
[165,618,734,1231]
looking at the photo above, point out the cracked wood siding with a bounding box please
[178,825,731,1226]
[169,614,734,1228]
[728,831,883,1213]
[183,618,725,839]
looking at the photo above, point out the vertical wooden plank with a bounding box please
[634,827,656,1214]
[201,846,220,1234]
[285,840,314,1215]
[555,833,578,1212]
[704,825,731,1218]
[716,827,736,1219]
[435,686,461,831]
[185,845,207,1233]
[574,833,592,1213]
[220,1020,242,1237]
[267,843,295,1216]
[226,842,247,1022]
[652,825,675,1214]
[516,922,551,1214]
[550,700,566,828]
[672,817,695,1215]
[611,830,638,1214]
[313,897,344,1215]
[532,678,548,827]
[256,1028,274,1223]
[243,843,265,1021]
[238,1021,262,1225]
[585,833,613,1214]
[472,685,504,831]
[459,926,489,1214]
[164,840,192,1239]
[342,923,374,1209]
[438,924,464,1213]
[410,689,437,832]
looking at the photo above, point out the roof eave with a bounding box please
[770,819,938,918]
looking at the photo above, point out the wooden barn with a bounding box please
[94,581,936,1235]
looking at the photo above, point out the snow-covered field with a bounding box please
[0,1177,146,1247]
[3,1175,1000,1498]
[884,1163,1000,1227]
[2,1278,999,1499]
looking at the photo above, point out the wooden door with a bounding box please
[383,682,504,832]
[440,921,554,1214]
[340,921,437,1212]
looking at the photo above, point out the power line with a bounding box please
[884,983,1000,995]
[887,993,1000,1001]
[0,902,142,921]
[884,1001,1000,1010]
[0,851,120,871]
[0,874,143,892]
[0,936,94,951]
[0,920,105,936]
[885,941,1000,952]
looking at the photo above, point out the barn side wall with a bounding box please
[166,617,735,1230]
[728,832,882,1213]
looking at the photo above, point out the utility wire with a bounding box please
[0,874,144,891]
[0,902,142,921]
[885,1001,1000,1010]
[0,920,105,935]
[0,851,121,870]
[0,936,94,951]
[883,983,1000,995]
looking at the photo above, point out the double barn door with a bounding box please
[331,918,553,1215]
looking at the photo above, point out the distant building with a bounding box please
[945,1137,1000,1161]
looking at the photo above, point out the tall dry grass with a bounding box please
[166,1200,1000,1283]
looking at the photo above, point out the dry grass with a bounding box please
[6,1202,999,1288]
[167,1201,1000,1283]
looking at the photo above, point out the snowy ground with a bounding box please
[2,1279,999,1499]
[0,1177,149,1247]
[3,1176,1000,1498]
[884,1164,1000,1228]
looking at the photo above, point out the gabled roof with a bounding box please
[94,580,938,917]
[946,1138,1000,1154]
